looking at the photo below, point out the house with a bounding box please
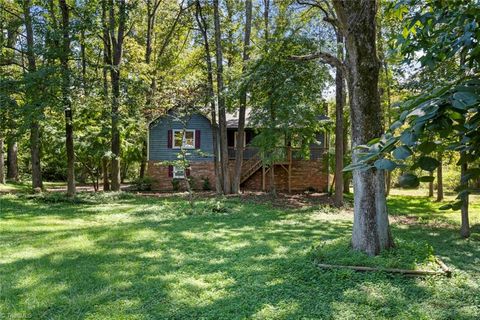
[146,109,329,192]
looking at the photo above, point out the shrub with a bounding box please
[132,177,155,191]
[202,176,212,191]
[172,179,181,191]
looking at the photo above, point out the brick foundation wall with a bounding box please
[240,160,328,192]
[147,161,216,191]
[148,160,327,192]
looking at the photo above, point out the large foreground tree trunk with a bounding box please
[333,0,394,255]
[334,32,345,207]
[7,140,18,181]
[59,0,76,197]
[213,0,231,194]
[232,0,252,194]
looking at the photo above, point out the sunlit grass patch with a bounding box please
[312,235,438,271]
[0,191,479,319]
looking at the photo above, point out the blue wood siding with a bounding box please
[149,113,214,161]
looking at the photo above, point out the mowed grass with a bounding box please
[0,191,479,319]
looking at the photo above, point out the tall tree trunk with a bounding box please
[269,165,276,196]
[7,140,18,181]
[333,0,394,255]
[334,32,345,207]
[213,0,231,194]
[460,161,470,238]
[59,0,76,197]
[195,0,222,193]
[436,152,444,201]
[141,0,160,180]
[109,0,127,191]
[140,140,147,179]
[428,171,434,197]
[232,0,252,194]
[0,136,5,184]
[343,114,350,193]
[23,0,43,190]
[102,157,110,191]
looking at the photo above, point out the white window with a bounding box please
[234,131,246,148]
[173,129,195,149]
[173,166,185,179]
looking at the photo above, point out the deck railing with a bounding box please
[228,146,327,162]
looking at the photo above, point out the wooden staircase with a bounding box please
[240,152,262,184]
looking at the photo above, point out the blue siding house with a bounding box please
[147,109,329,192]
[148,112,214,162]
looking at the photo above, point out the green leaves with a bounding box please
[374,159,397,171]
[393,145,412,160]
[418,176,435,182]
[400,131,418,146]
[417,141,437,154]
[452,91,479,110]
[398,173,420,188]
[417,156,440,171]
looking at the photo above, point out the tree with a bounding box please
[23,0,43,190]
[294,0,394,254]
[335,0,394,254]
[195,0,222,193]
[106,0,127,191]
[213,0,231,194]
[0,135,5,184]
[6,140,18,181]
[352,0,479,239]
[333,31,345,207]
[232,0,252,194]
[436,152,444,201]
[58,0,76,197]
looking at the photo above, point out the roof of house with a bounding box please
[149,107,328,130]
[226,108,253,129]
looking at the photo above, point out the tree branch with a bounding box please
[296,0,339,31]
[290,51,346,73]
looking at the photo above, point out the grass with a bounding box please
[0,181,66,193]
[0,190,479,319]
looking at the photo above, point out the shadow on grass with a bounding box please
[0,195,479,319]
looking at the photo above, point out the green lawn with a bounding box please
[0,191,479,319]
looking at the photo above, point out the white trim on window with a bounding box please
[173,166,185,179]
[173,129,195,149]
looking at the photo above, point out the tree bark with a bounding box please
[232,0,252,194]
[140,140,147,179]
[213,0,231,194]
[59,0,76,197]
[23,0,43,190]
[195,0,222,193]
[333,0,394,255]
[428,171,434,197]
[102,157,110,191]
[343,114,350,193]
[460,161,470,238]
[334,32,345,207]
[436,153,444,201]
[108,0,127,191]
[6,140,18,181]
[0,136,5,184]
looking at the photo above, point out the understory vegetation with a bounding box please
[0,191,478,319]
